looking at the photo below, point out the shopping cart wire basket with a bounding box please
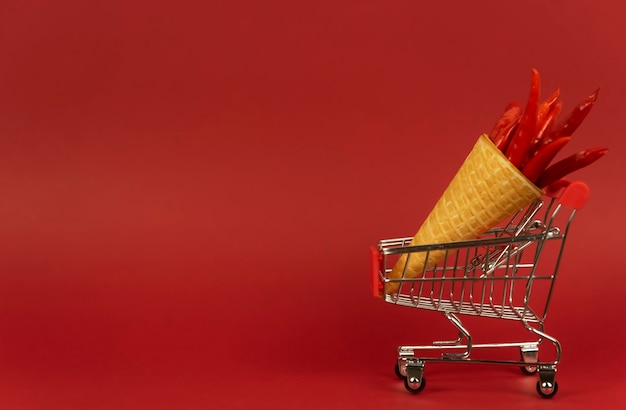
[370,180,590,398]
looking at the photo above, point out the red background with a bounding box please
[1,1,625,408]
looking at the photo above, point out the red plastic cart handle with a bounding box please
[370,246,383,298]
[544,180,590,210]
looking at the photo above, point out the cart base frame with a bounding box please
[394,311,560,398]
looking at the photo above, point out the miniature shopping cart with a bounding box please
[370,181,589,398]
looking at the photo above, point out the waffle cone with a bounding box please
[386,134,543,294]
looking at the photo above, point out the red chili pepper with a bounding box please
[537,87,560,124]
[529,100,563,156]
[489,103,522,150]
[551,88,600,138]
[521,137,570,184]
[535,147,608,188]
[505,68,541,169]
[496,118,521,152]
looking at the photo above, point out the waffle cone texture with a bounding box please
[386,134,543,294]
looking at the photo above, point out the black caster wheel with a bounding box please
[520,364,538,375]
[404,375,426,394]
[394,362,406,379]
[536,379,559,398]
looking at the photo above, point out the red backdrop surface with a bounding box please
[1,1,625,408]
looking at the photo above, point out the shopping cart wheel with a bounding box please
[394,362,407,379]
[520,365,538,375]
[536,379,559,398]
[404,375,426,394]
[519,345,539,375]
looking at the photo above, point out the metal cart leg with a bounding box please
[434,312,472,359]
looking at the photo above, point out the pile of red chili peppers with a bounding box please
[489,68,608,188]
